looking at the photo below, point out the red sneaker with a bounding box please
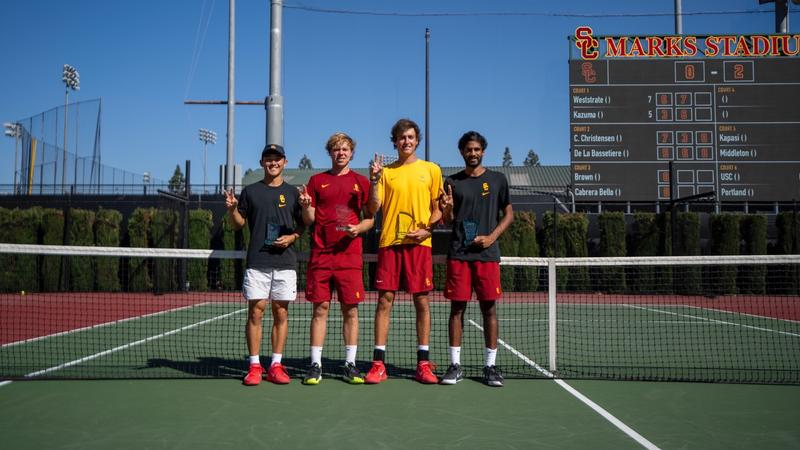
[415,361,438,384]
[266,362,291,384]
[243,363,264,386]
[364,360,387,384]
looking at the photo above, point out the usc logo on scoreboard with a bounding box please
[575,26,800,59]
[575,26,599,60]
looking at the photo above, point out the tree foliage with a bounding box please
[168,164,185,194]
[523,149,540,167]
[502,147,513,167]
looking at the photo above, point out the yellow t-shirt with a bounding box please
[376,159,443,248]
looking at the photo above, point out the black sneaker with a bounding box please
[341,362,364,384]
[483,365,504,387]
[303,363,322,385]
[440,363,463,385]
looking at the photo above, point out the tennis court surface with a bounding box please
[1,244,799,448]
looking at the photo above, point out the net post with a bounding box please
[548,258,557,373]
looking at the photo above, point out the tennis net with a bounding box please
[1,243,798,384]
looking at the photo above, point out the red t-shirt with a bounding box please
[307,170,370,255]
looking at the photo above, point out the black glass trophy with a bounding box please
[264,223,281,246]
[462,219,478,247]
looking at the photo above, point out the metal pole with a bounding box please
[553,198,558,257]
[670,160,677,256]
[203,141,208,192]
[674,0,683,34]
[13,128,19,193]
[425,28,430,161]
[63,90,68,193]
[776,0,788,33]
[73,104,80,192]
[266,0,284,148]
[226,0,236,191]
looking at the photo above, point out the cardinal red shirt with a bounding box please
[307,170,370,260]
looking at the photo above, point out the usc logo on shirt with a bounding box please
[482,182,490,197]
[278,194,286,208]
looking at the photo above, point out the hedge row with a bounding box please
[594,212,779,295]
[0,208,39,292]
[188,209,213,291]
[0,207,213,293]
[0,207,794,295]
[95,209,122,292]
[775,212,800,294]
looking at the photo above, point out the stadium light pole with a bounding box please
[759,0,792,33]
[61,64,80,193]
[4,122,22,193]
[226,0,235,192]
[425,28,430,161]
[143,171,150,195]
[266,0,284,149]
[198,128,217,193]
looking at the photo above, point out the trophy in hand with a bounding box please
[396,212,414,243]
[264,223,281,246]
[462,219,478,248]
[335,204,351,232]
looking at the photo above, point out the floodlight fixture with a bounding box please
[198,128,217,192]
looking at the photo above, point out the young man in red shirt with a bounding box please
[298,132,373,385]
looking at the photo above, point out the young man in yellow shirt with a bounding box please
[364,118,443,384]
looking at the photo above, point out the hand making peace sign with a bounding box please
[439,184,453,211]
[298,184,312,209]
[224,188,238,210]
[369,153,383,182]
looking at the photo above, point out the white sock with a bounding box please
[249,355,260,365]
[418,344,429,351]
[449,346,461,365]
[374,345,386,351]
[310,346,322,366]
[271,353,282,365]
[485,347,497,367]
[345,345,358,364]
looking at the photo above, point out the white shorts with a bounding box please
[242,268,297,302]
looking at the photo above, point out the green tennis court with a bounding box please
[3,297,800,449]
[2,249,800,448]
[1,376,799,449]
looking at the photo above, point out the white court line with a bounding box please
[468,319,660,450]
[0,380,12,387]
[623,304,800,338]
[682,304,800,325]
[2,303,211,348]
[23,308,246,378]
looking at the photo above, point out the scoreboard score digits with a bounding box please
[569,35,800,202]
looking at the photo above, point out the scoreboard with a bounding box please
[569,57,800,202]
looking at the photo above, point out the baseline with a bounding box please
[623,304,800,338]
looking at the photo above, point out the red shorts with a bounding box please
[445,259,502,301]
[375,245,433,294]
[305,252,365,304]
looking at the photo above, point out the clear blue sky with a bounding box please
[0,0,795,186]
